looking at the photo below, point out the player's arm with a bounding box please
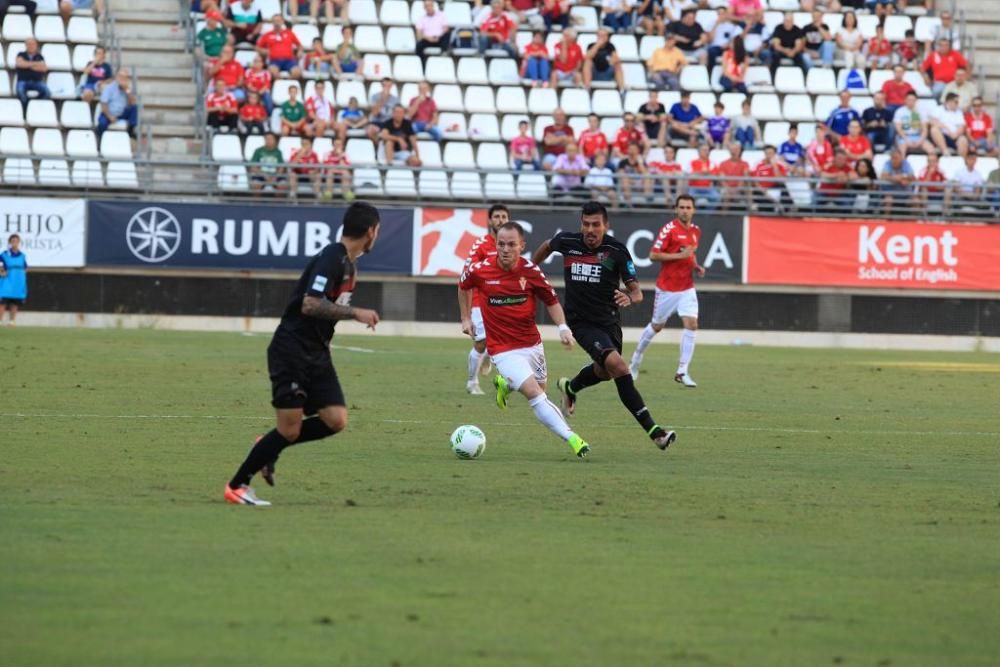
[545,302,574,349]
[649,245,695,262]
[457,264,479,338]
[531,239,552,265]
[300,257,379,329]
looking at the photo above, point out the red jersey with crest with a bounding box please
[651,219,701,292]
[462,233,497,309]
[459,256,559,355]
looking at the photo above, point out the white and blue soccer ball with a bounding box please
[450,425,486,460]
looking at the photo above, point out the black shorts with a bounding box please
[267,333,345,413]
[570,321,623,365]
[2,298,23,306]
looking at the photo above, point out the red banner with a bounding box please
[745,217,1000,291]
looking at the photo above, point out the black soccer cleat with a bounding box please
[650,426,677,451]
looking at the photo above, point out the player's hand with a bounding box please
[353,307,380,330]
[613,290,633,309]
[559,329,575,349]
[678,246,694,258]
[461,318,474,338]
[695,264,706,278]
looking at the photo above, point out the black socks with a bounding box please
[569,364,605,395]
[614,375,657,433]
[228,417,337,489]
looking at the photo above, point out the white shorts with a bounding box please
[470,306,486,342]
[492,344,547,391]
[651,287,698,325]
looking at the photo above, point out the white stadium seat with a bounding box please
[443,141,475,168]
[763,121,790,147]
[488,58,520,86]
[813,95,839,122]
[345,138,376,165]
[751,93,783,121]
[0,72,9,97]
[719,92,745,117]
[568,115,588,137]
[2,14,33,41]
[468,113,500,141]
[690,92,716,116]
[500,114,529,141]
[463,85,496,114]
[100,131,132,158]
[66,129,99,157]
[348,0,379,24]
[27,99,59,127]
[425,57,457,84]
[212,134,243,161]
[516,173,548,200]
[914,16,939,43]
[571,5,599,32]
[292,24,320,48]
[72,44,96,71]
[218,165,249,192]
[622,63,649,90]
[418,170,450,197]
[417,140,442,167]
[0,127,31,154]
[32,127,64,156]
[560,88,591,116]
[243,135,264,161]
[39,159,71,186]
[380,0,411,25]
[47,71,77,99]
[527,88,558,115]
[432,83,464,111]
[336,79,368,107]
[362,53,392,80]
[439,111,467,140]
[496,86,528,114]
[746,66,773,92]
[806,68,838,95]
[0,99,25,126]
[857,14,880,39]
[322,25,343,50]
[883,15,912,42]
[485,173,516,199]
[277,137,301,161]
[599,116,623,138]
[904,71,932,97]
[774,67,806,94]
[639,36,665,61]
[72,160,104,187]
[782,94,814,122]
[457,58,489,85]
[3,158,35,185]
[385,168,417,196]
[6,43,25,71]
[679,65,711,92]
[695,9,718,30]
[67,16,99,43]
[105,162,139,188]
[393,55,424,82]
[476,142,507,169]
[35,15,67,42]
[610,34,639,61]
[450,171,483,199]
[385,27,416,54]
[443,2,473,27]
[41,44,71,70]
[355,25,386,53]
[271,79,297,105]
[591,91,622,117]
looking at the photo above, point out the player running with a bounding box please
[224,202,382,506]
[461,204,509,395]
[459,222,591,458]
[629,194,704,387]
[532,201,676,451]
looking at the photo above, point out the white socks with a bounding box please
[529,394,573,440]
[678,329,697,375]
[468,347,485,383]
[633,323,658,361]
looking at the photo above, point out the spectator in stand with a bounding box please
[249,132,286,194]
[379,104,422,166]
[752,144,789,210]
[542,109,575,170]
[14,38,50,110]
[258,15,302,79]
[239,91,268,135]
[895,29,920,70]
[704,101,730,148]
[521,30,551,86]
[825,90,861,137]
[211,45,245,103]
[779,123,806,174]
[206,79,239,132]
[288,0,349,25]
[947,152,986,211]
[479,0,517,59]
[303,37,336,78]
[893,91,935,156]
[79,45,112,103]
[578,114,610,162]
[731,98,759,149]
[879,149,916,215]
[817,149,854,208]
[802,10,834,68]
[586,152,618,205]
[865,23,892,70]
[322,138,354,201]
[551,29,584,88]
[416,0,451,64]
[717,142,751,210]
[638,92,668,147]
[97,69,138,140]
[613,113,651,162]
[338,96,368,135]
[0,233,26,326]
[366,77,398,142]
[729,0,763,27]
[650,145,683,206]
[836,11,864,70]
[334,25,364,77]
[660,0,695,25]
[965,97,995,154]
[407,81,441,141]
[849,158,877,209]
[668,91,704,147]
[916,151,947,209]
[197,11,229,64]
[668,9,708,64]
[921,39,968,100]
[510,119,541,170]
[280,84,309,136]
[882,65,914,115]
[289,136,322,199]
[601,0,634,33]
[707,7,741,72]
[306,80,336,138]
[988,164,1000,214]
[617,142,653,205]
[225,0,263,45]
[765,12,808,77]
[807,124,834,174]
[244,55,273,114]
[720,35,748,93]
[0,0,37,25]
[930,93,969,157]
[636,0,666,37]
[541,0,571,32]
[552,142,591,194]
[507,0,540,28]
[941,66,976,110]
[689,143,720,210]
[646,34,686,91]
[926,10,960,52]
[584,29,625,91]
[862,92,894,151]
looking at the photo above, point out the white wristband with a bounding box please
[558,324,571,333]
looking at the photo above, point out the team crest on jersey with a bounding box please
[518,277,527,291]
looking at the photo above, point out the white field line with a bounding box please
[2,412,998,438]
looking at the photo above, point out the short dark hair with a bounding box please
[581,200,608,221]
[382,77,393,84]
[945,93,959,102]
[497,221,525,238]
[674,194,695,207]
[341,201,380,238]
[488,203,510,218]
[8,233,20,243]
[680,90,691,98]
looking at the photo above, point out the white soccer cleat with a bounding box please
[224,484,272,506]
[674,373,697,388]
[629,355,642,380]
[467,381,485,395]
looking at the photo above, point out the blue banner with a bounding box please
[86,200,414,273]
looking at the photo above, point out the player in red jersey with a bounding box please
[629,195,704,387]
[459,222,591,458]
[459,204,508,395]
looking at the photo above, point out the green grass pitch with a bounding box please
[1,327,999,666]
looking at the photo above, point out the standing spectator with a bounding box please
[894,29,920,70]
[257,15,303,80]
[521,31,551,86]
[881,65,914,115]
[612,113,651,162]
[926,10,960,52]
[688,143,720,210]
[79,45,112,103]
[280,84,309,136]
[551,30,584,88]
[14,39,50,110]
[552,142,591,194]
[751,145,789,210]
[717,142,751,210]
[865,23,892,70]
[779,123,806,174]
[720,35,748,93]
[333,25,364,77]
[601,0,634,33]
[916,151,947,209]
[416,0,451,63]
[306,80,336,138]
[638,92,668,148]
[366,78,398,142]
[616,142,653,205]
[765,12,808,77]
[893,91,935,156]
[646,34,686,91]
[289,137,321,199]
[817,149,854,208]
[806,124,834,174]
[322,138,354,201]
[862,92,894,151]
[668,91,704,146]
[206,79,239,132]
[0,234,27,327]
[541,109,575,170]
[541,0,571,32]
[244,55,273,114]
[941,67,976,110]
[510,120,541,170]
[97,69,138,140]
[930,93,969,157]
[879,149,916,215]
[921,39,968,100]
[965,97,995,154]
[302,37,336,78]
[407,81,441,140]
[197,11,229,61]
[836,11,864,70]
[210,45,246,103]
[704,101,730,147]
[947,153,986,211]
[825,90,861,137]
[585,152,618,205]
[707,7,741,72]
[583,29,625,91]
[668,9,708,64]
[249,132,286,194]
[239,91,269,135]
[730,98,759,149]
[338,97,368,136]
[379,105,422,166]
[802,10,834,67]
[478,0,517,59]
[226,0,263,46]
[578,114,610,162]
[729,0,763,26]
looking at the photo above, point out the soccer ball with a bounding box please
[450,425,486,460]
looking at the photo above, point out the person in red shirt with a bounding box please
[459,204,506,394]
[806,124,834,174]
[865,24,893,70]
[751,144,790,211]
[478,0,516,59]
[716,142,751,210]
[406,80,441,141]
[916,151,947,206]
[542,109,575,170]
[577,114,609,163]
[289,136,321,198]
[238,91,268,135]
[612,113,651,162]
[210,45,246,102]
[257,14,302,79]
[458,222,591,458]
[895,29,920,70]
[629,194,704,387]
[206,79,238,132]
[322,137,354,202]
[687,143,720,210]
[965,96,995,153]
[818,148,855,208]
[649,145,683,205]
[550,29,583,88]
[839,120,873,166]
[244,54,274,113]
[921,39,968,99]
[520,30,551,87]
[881,65,915,115]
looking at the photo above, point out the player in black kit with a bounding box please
[224,201,382,505]
[532,201,677,451]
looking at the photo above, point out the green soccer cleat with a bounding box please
[568,433,590,458]
[493,375,511,409]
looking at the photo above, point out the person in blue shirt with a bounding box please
[0,234,27,326]
[778,123,806,173]
[705,101,730,147]
[668,91,704,146]
[825,90,861,137]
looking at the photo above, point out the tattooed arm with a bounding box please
[302,296,380,329]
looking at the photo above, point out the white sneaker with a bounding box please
[674,373,697,388]
[629,355,641,380]
[467,381,485,395]
[224,484,272,506]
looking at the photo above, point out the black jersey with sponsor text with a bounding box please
[276,242,356,351]
[548,232,638,328]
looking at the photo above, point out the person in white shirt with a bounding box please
[415,0,451,63]
[930,93,969,157]
[947,152,986,212]
[585,151,617,205]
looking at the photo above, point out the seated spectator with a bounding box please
[551,30,584,88]
[965,97,995,154]
[638,92,668,147]
[14,38,50,110]
[0,0,37,25]
[323,138,354,201]
[862,92,894,151]
[338,96,368,135]
[882,65,915,116]
[288,0,348,25]
[613,113,651,163]
[879,149,916,215]
[366,78,399,142]
[650,145,684,205]
[849,157,877,209]
[840,120,872,165]
[704,101,730,148]
[930,93,969,157]
[333,25,364,77]
[802,10,834,68]
[510,120,541,170]
[720,35,748,93]
[578,114,610,163]
[584,29,625,91]
[289,137,322,199]
[717,142,751,210]
[97,69,138,140]
[688,143,720,210]
[542,109,575,170]
[836,11,864,70]
[238,91,268,135]
[636,0,666,37]
[58,0,103,25]
[211,45,246,103]
[521,30,551,86]
[941,66,976,110]
[478,0,517,59]
[730,99,760,149]
[617,142,653,205]
[379,104,422,166]
[79,45,112,103]
[893,92,935,156]
[586,152,618,205]
[647,34,686,91]
[921,39,968,100]
[306,80,336,137]
[764,12,808,77]
[707,7,741,72]
[541,0,571,32]
[280,85,309,136]
[225,0,263,46]
[244,55,274,114]
[668,9,707,64]
[865,23,892,70]
[206,79,239,132]
[302,37,336,78]
[825,91,861,138]
[817,149,855,208]
[916,151,947,207]
[668,91,704,147]
[729,0,763,27]
[416,0,451,63]
[601,0,634,33]
[250,135,285,195]
[197,11,228,77]
[807,124,834,174]
[407,81,441,141]
[895,29,920,71]
[925,10,960,52]
[752,144,789,210]
[257,15,302,80]
[947,152,986,211]
[552,142,591,194]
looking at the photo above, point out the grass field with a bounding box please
[1,327,999,667]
